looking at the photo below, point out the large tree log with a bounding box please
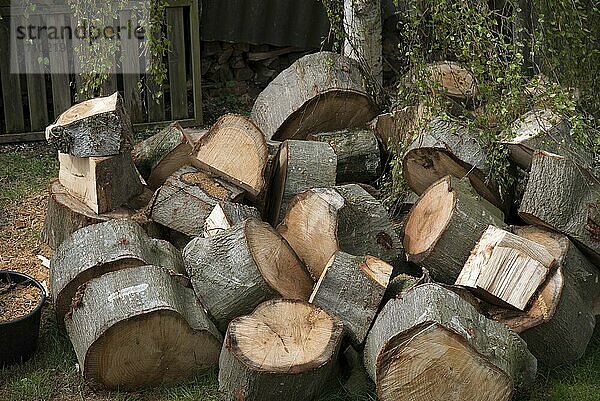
[204,201,261,237]
[403,118,504,209]
[147,166,244,237]
[65,265,222,389]
[404,176,506,284]
[307,129,381,183]
[456,225,555,310]
[42,181,164,250]
[45,92,133,157]
[218,299,344,401]
[50,219,183,321]
[426,61,477,101]
[363,283,537,401]
[278,184,405,279]
[309,251,392,346]
[183,218,313,331]
[191,114,268,198]
[58,152,143,214]
[268,140,337,225]
[251,52,377,141]
[519,150,600,264]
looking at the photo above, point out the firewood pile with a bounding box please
[42,51,599,400]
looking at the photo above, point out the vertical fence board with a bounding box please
[23,16,49,131]
[190,0,203,125]
[166,7,188,120]
[46,13,72,118]
[120,9,143,123]
[0,20,25,133]
[147,77,166,122]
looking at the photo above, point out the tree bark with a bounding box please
[183,218,313,331]
[278,184,406,279]
[309,251,392,346]
[404,175,506,284]
[251,52,377,141]
[268,140,337,225]
[45,92,133,157]
[363,283,537,401]
[218,299,344,401]
[519,150,600,265]
[147,165,244,237]
[65,265,222,389]
[307,129,381,183]
[204,201,261,237]
[50,219,184,321]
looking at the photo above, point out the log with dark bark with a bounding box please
[191,114,268,198]
[519,150,600,264]
[251,52,377,141]
[58,152,143,214]
[309,251,392,346]
[403,118,504,209]
[147,166,244,237]
[426,61,477,101]
[268,140,337,225]
[218,299,344,401]
[363,283,537,401]
[278,184,405,279]
[50,219,183,321]
[307,129,381,183]
[65,265,222,389]
[183,218,313,331]
[404,176,505,284]
[204,201,261,237]
[45,92,133,157]
[456,225,555,310]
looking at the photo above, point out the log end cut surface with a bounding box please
[56,92,118,125]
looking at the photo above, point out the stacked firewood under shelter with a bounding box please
[42,51,600,401]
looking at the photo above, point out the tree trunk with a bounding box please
[307,129,381,183]
[404,176,506,284]
[403,118,505,209]
[183,218,314,331]
[45,92,133,157]
[343,0,383,87]
[519,150,600,265]
[204,201,260,237]
[58,152,143,214]
[147,165,244,237]
[309,251,392,346]
[42,181,163,250]
[65,265,222,389]
[218,299,344,401]
[191,114,268,198]
[268,140,337,225]
[251,52,377,141]
[425,61,477,101]
[363,283,537,401]
[50,219,184,321]
[457,225,555,310]
[278,184,406,279]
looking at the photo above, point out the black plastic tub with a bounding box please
[0,270,46,367]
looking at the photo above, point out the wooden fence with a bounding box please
[0,0,202,144]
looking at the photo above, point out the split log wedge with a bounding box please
[183,218,313,331]
[204,201,260,237]
[363,283,537,401]
[368,105,426,156]
[65,265,222,389]
[404,175,505,284]
[218,299,344,401]
[50,219,183,321]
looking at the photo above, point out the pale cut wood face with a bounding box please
[361,256,393,288]
[57,92,118,125]
[428,62,477,98]
[377,323,513,401]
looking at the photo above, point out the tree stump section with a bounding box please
[309,251,392,346]
[45,92,133,157]
[403,118,504,209]
[204,201,260,237]
[268,140,337,225]
[456,225,555,310]
[519,150,600,264]
[426,61,477,101]
[50,219,183,321]
[307,129,381,183]
[191,114,268,198]
[183,218,313,331]
[278,184,405,279]
[218,299,344,401]
[147,166,244,237]
[65,265,222,389]
[251,52,377,141]
[404,176,505,284]
[363,283,537,401]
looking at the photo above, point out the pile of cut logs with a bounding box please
[42,51,599,401]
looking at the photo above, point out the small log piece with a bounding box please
[426,61,477,101]
[203,201,260,237]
